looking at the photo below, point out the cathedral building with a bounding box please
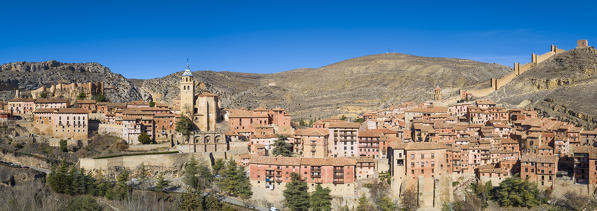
[179,64,220,131]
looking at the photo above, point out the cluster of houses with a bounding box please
[3,65,597,207]
[235,97,597,205]
[369,100,597,189]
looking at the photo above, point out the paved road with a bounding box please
[0,160,50,174]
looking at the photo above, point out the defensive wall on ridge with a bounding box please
[464,40,589,98]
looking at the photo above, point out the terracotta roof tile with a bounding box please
[295,128,329,136]
[328,121,360,128]
[520,154,557,163]
[35,98,69,103]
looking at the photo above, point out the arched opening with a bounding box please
[214,135,222,152]
[204,136,210,152]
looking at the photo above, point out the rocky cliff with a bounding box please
[0,54,513,120]
[139,53,511,119]
[0,60,142,102]
[488,47,597,129]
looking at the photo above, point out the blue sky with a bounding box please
[0,0,594,79]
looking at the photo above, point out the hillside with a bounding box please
[139,53,511,119]
[488,47,597,129]
[0,60,142,102]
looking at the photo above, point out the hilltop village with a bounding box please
[1,40,597,210]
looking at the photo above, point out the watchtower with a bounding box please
[577,40,589,48]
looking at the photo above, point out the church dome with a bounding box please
[182,68,193,77]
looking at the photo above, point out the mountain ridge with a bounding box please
[0,53,512,119]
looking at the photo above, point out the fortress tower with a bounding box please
[577,40,589,48]
[180,63,195,116]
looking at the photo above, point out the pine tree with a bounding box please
[198,161,214,190]
[176,116,194,150]
[495,177,541,207]
[379,196,396,211]
[155,173,169,192]
[283,173,310,211]
[219,160,252,199]
[177,192,202,210]
[82,169,96,195]
[114,170,130,200]
[138,132,152,144]
[203,194,222,210]
[356,194,373,211]
[272,135,293,157]
[77,92,86,100]
[67,195,102,211]
[212,158,225,176]
[137,163,149,190]
[47,166,59,192]
[94,171,109,197]
[219,159,238,195]
[310,184,332,211]
[71,166,85,194]
[234,165,252,200]
[184,157,200,191]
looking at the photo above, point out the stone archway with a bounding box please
[204,135,211,152]
[214,135,222,152]
[194,136,202,153]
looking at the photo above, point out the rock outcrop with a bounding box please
[489,47,597,129]
[0,60,142,102]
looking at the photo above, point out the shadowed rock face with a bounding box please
[489,47,597,129]
[0,60,142,102]
[139,53,511,119]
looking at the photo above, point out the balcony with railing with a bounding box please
[333,178,344,184]
[311,172,321,178]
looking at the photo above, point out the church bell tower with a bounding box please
[180,62,195,116]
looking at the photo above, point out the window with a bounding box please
[421,154,424,159]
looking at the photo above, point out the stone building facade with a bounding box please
[33,108,89,140]
[8,98,35,115]
[179,66,220,131]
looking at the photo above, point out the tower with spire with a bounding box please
[180,62,195,116]
[178,60,221,131]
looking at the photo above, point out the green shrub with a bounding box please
[67,195,102,211]
[60,140,68,152]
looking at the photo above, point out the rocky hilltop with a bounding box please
[489,47,597,129]
[139,53,511,119]
[0,60,142,102]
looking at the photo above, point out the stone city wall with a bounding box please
[466,44,569,98]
